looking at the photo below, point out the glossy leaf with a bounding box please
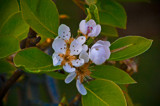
[16,29,29,41]
[82,79,127,106]
[88,4,99,23]
[21,0,59,38]
[97,0,127,29]
[109,36,153,61]
[90,65,136,84]
[0,36,20,58]
[0,12,29,58]
[14,47,61,73]
[0,12,29,39]
[0,59,16,73]
[0,0,19,28]
[101,25,118,37]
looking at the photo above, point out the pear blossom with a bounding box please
[52,20,110,96]
[79,19,101,37]
[64,51,90,95]
[52,24,88,73]
[89,40,111,65]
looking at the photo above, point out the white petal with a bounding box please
[58,24,71,40]
[65,72,76,84]
[70,40,83,55]
[95,25,101,37]
[54,36,61,40]
[82,44,88,52]
[96,40,110,47]
[104,46,111,60]
[52,38,67,54]
[63,63,76,73]
[79,20,87,35]
[91,42,102,49]
[76,79,87,95]
[91,40,110,49]
[87,19,96,27]
[52,53,62,66]
[89,46,110,65]
[89,40,111,64]
[79,51,89,63]
[76,36,86,44]
[72,59,84,67]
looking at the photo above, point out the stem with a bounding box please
[0,69,24,101]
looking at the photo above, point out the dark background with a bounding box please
[120,1,160,106]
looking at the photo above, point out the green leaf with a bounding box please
[0,12,29,58]
[85,0,97,5]
[0,59,16,73]
[86,8,92,21]
[88,4,99,23]
[82,79,127,106]
[0,36,20,58]
[21,0,59,38]
[0,12,29,39]
[13,47,61,73]
[0,0,19,29]
[101,25,118,37]
[16,29,29,41]
[109,36,153,61]
[97,0,127,29]
[91,65,136,84]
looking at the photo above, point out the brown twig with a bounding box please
[0,69,24,101]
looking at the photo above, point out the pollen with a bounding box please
[76,63,91,83]
[60,38,76,67]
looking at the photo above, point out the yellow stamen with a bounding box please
[76,62,91,83]
[60,38,76,66]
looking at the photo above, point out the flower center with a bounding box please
[59,38,76,66]
[76,63,91,83]
[87,26,93,35]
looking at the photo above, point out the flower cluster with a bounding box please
[52,19,111,95]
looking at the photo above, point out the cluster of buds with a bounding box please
[52,19,111,95]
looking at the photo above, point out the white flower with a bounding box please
[52,24,88,73]
[79,19,101,37]
[89,40,111,65]
[64,49,89,95]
